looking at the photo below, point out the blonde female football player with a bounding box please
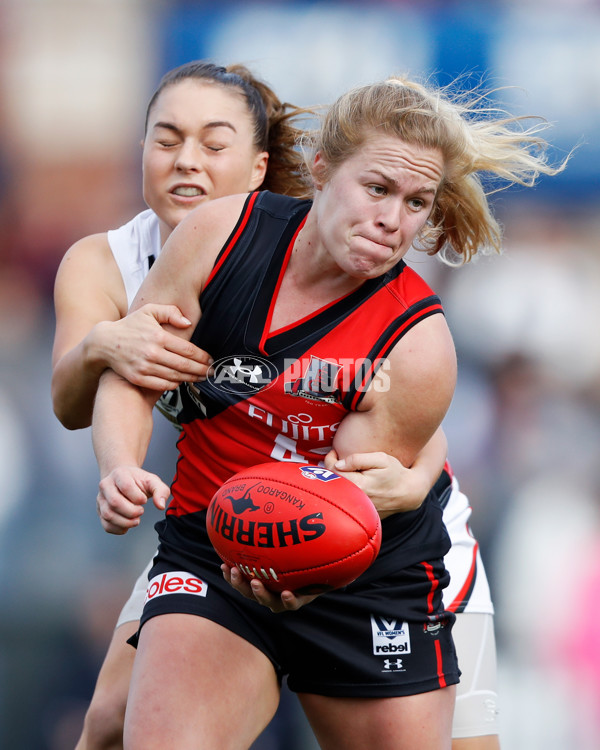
[90,75,565,749]
[54,59,447,750]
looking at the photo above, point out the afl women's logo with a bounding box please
[208,355,279,395]
[299,466,340,482]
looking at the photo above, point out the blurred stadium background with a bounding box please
[1,1,599,747]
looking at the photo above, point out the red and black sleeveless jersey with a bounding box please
[170,191,444,517]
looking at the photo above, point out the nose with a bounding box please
[375,199,402,233]
[174,139,204,173]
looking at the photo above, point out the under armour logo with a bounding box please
[383,659,403,670]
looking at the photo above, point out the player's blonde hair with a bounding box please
[303,76,569,263]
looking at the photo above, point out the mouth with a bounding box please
[170,185,207,198]
[358,235,396,253]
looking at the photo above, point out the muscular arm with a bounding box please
[331,312,456,518]
[325,427,448,515]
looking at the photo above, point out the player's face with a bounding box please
[142,79,268,242]
[312,134,444,279]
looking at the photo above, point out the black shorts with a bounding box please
[136,493,460,698]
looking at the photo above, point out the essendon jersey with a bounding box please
[169,191,444,517]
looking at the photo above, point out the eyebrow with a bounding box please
[367,169,438,194]
[153,120,238,136]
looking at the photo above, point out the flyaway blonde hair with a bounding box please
[303,76,570,264]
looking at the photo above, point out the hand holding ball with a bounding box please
[207,461,381,595]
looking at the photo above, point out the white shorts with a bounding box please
[440,476,499,737]
[442,477,495,615]
[452,612,500,738]
[115,556,154,628]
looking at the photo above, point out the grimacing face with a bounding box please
[142,79,268,243]
[310,134,444,279]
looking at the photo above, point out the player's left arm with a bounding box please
[331,312,456,519]
[324,426,448,515]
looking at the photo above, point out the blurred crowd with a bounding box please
[1,1,600,748]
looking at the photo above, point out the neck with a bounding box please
[289,214,363,297]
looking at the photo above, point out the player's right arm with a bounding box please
[51,233,212,430]
[93,369,170,535]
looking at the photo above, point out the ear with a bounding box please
[249,151,269,191]
[311,151,327,191]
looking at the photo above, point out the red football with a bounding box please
[206,461,382,595]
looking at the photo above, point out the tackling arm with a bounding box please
[52,233,212,431]
[51,234,127,429]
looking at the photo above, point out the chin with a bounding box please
[347,265,380,280]
[356,253,391,273]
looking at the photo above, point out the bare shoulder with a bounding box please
[183,192,251,231]
[57,232,113,273]
[52,232,129,367]
[55,232,122,295]
[385,312,456,392]
[54,232,126,310]
[372,312,455,441]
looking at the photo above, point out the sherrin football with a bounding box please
[206,461,382,595]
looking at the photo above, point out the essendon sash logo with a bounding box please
[208,499,326,549]
[145,571,208,603]
[285,356,342,404]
